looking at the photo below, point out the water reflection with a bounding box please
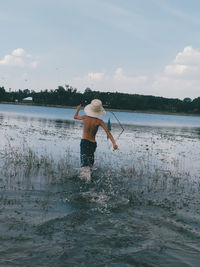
[0,114,4,122]
[54,119,75,129]
[124,123,200,139]
[195,127,200,136]
[0,112,76,130]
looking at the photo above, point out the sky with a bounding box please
[1,0,200,100]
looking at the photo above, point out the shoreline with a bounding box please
[0,101,200,117]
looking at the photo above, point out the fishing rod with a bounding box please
[109,110,124,141]
[103,105,124,142]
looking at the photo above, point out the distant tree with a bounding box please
[84,88,92,93]
[183,97,192,103]
[181,97,192,112]
[191,97,200,113]
[0,86,6,101]
[2,84,200,114]
[23,89,31,96]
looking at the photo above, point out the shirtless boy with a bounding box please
[74,99,118,181]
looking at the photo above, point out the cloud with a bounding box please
[71,47,200,99]
[87,72,104,80]
[0,55,25,67]
[30,61,40,68]
[70,68,148,94]
[152,74,200,99]
[152,46,200,98]
[0,48,39,68]
[175,46,200,65]
[12,48,26,57]
[2,45,199,100]
[164,46,200,77]
[114,68,147,83]
[164,64,188,75]
[71,71,105,89]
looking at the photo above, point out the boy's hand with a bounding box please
[113,144,118,150]
[77,104,82,110]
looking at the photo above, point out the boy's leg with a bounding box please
[88,142,97,168]
[80,166,91,182]
[80,139,89,167]
[80,140,91,182]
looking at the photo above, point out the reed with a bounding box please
[0,139,199,207]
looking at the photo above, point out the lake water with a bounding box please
[1,103,200,127]
[0,103,200,266]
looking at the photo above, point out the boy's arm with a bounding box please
[100,120,118,150]
[74,104,86,120]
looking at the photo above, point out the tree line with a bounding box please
[0,85,200,114]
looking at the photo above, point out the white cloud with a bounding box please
[0,48,39,68]
[87,72,104,80]
[71,47,200,99]
[114,68,147,83]
[164,64,188,75]
[164,46,200,77]
[152,74,200,99]
[152,46,200,98]
[175,46,200,65]
[12,48,26,57]
[70,68,148,95]
[2,45,199,100]
[30,61,40,68]
[0,55,25,67]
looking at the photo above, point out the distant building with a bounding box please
[22,97,33,103]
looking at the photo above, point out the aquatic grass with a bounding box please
[0,138,200,214]
[88,150,200,213]
[0,142,74,189]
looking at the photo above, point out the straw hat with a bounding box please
[84,99,106,118]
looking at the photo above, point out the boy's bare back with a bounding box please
[82,116,100,142]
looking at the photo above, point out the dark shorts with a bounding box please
[80,139,97,167]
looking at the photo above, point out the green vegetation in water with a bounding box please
[0,142,199,210]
